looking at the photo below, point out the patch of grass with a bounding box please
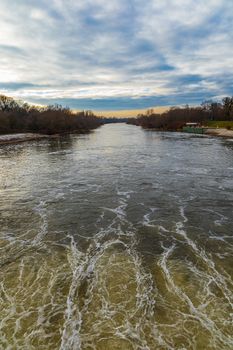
[204,121,233,129]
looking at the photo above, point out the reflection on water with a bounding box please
[0,124,233,349]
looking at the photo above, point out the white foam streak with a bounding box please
[159,243,232,348]
[60,199,164,349]
[176,206,233,309]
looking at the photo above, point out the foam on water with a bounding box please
[1,194,232,350]
[60,198,160,350]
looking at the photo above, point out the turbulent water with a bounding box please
[0,124,233,350]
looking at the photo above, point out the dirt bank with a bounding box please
[205,128,233,138]
[0,133,50,145]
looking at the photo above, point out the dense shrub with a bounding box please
[0,95,103,134]
[128,97,233,130]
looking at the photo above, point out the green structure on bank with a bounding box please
[183,123,206,134]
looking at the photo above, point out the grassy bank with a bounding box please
[203,121,233,129]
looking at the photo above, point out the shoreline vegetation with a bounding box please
[127,96,233,137]
[0,94,103,138]
[1,94,233,144]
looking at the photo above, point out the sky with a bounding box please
[0,0,232,115]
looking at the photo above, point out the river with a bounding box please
[0,124,232,349]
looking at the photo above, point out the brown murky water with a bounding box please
[0,124,233,349]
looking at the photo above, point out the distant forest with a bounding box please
[1,94,233,135]
[128,97,233,130]
[0,94,103,134]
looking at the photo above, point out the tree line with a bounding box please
[127,97,233,130]
[0,95,103,134]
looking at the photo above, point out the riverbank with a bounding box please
[143,127,233,138]
[205,128,233,138]
[1,126,233,146]
[0,130,93,145]
[0,133,50,145]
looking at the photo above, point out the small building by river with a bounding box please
[183,122,206,134]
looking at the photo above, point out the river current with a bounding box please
[0,124,232,349]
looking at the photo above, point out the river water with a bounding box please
[0,124,232,350]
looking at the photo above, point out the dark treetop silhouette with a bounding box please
[0,95,103,135]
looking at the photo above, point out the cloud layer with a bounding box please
[0,0,232,110]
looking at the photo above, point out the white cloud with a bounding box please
[0,0,232,107]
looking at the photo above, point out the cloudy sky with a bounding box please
[0,0,232,113]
